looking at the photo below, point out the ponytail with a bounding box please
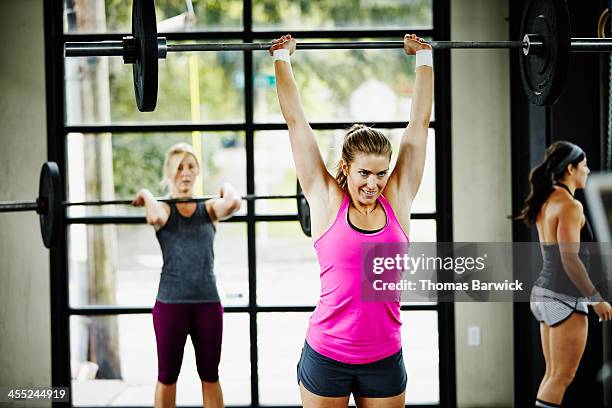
[518,161,554,226]
[335,167,349,191]
[518,141,585,226]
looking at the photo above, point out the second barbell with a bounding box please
[0,162,312,249]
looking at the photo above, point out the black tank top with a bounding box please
[534,185,593,297]
[155,201,220,303]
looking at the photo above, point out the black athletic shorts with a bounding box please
[296,341,407,398]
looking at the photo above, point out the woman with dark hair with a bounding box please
[271,34,433,407]
[519,141,611,408]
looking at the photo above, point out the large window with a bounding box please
[48,0,452,406]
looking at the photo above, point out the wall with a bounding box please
[451,1,514,406]
[0,0,51,407]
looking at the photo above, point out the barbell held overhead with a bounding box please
[61,0,612,110]
[65,40,532,57]
[65,37,612,56]
[0,162,313,249]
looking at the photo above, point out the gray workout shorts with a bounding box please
[530,285,588,327]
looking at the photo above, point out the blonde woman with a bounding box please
[132,143,241,408]
[271,34,433,407]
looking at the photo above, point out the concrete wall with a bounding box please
[451,1,514,407]
[0,0,51,406]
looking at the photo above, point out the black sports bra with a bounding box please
[347,202,385,234]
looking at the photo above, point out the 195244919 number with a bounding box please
[1,387,69,402]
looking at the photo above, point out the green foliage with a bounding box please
[252,0,432,29]
[103,0,243,31]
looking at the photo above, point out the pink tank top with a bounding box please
[306,193,409,364]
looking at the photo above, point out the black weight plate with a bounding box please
[520,0,571,106]
[296,180,311,237]
[132,0,158,112]
[38,162,62,249]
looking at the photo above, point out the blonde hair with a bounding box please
[334,125,392,190]
[161,143,200,191]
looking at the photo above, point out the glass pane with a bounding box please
[254,129,435,214]
[66,130,248,307]
[215,223,249,306]
[64,0,243,33]
[401,310,439,404]
[66,132,246,213]
[253,39,435,124]
[252,0,432,31]
[256,222,320,306]
[68,222,248,307]
[402,220,437,307]
[257,313,310,405]
[409,219,437,242]
[65,49,243,125]
[412,128,436,213]
[70,313,250,406]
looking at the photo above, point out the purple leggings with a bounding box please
[152,300,223,384]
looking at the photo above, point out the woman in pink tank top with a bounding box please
[271,34,433,406]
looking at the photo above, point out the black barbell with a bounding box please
[0,162,312,249]
[63,0,612,110]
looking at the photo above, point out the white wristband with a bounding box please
[588,292,605,306]
[415,49,433,70]
[273,49,291,65]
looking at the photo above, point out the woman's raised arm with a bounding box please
[386,34,433,207]
[272,35,336,203]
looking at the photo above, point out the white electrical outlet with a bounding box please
[468,326,481,346]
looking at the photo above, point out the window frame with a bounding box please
[44,0,454,406]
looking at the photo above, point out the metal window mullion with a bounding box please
[243,1,260,406]
[74,405,439,408]
[46,0,72,406]
[64,123,249,133]
[433,0,455,407]
[66,213,437,225]
[62,29,435,43]
[68,304,440,316]
[63,121,436,134]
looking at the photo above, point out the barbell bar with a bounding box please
[61,0,612,110]
[0,162,313,249]
[65,40,532,57]
[0,201,41,213]
[0,190,306,208]
[65,193,306,207]
[65,37,612,56]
